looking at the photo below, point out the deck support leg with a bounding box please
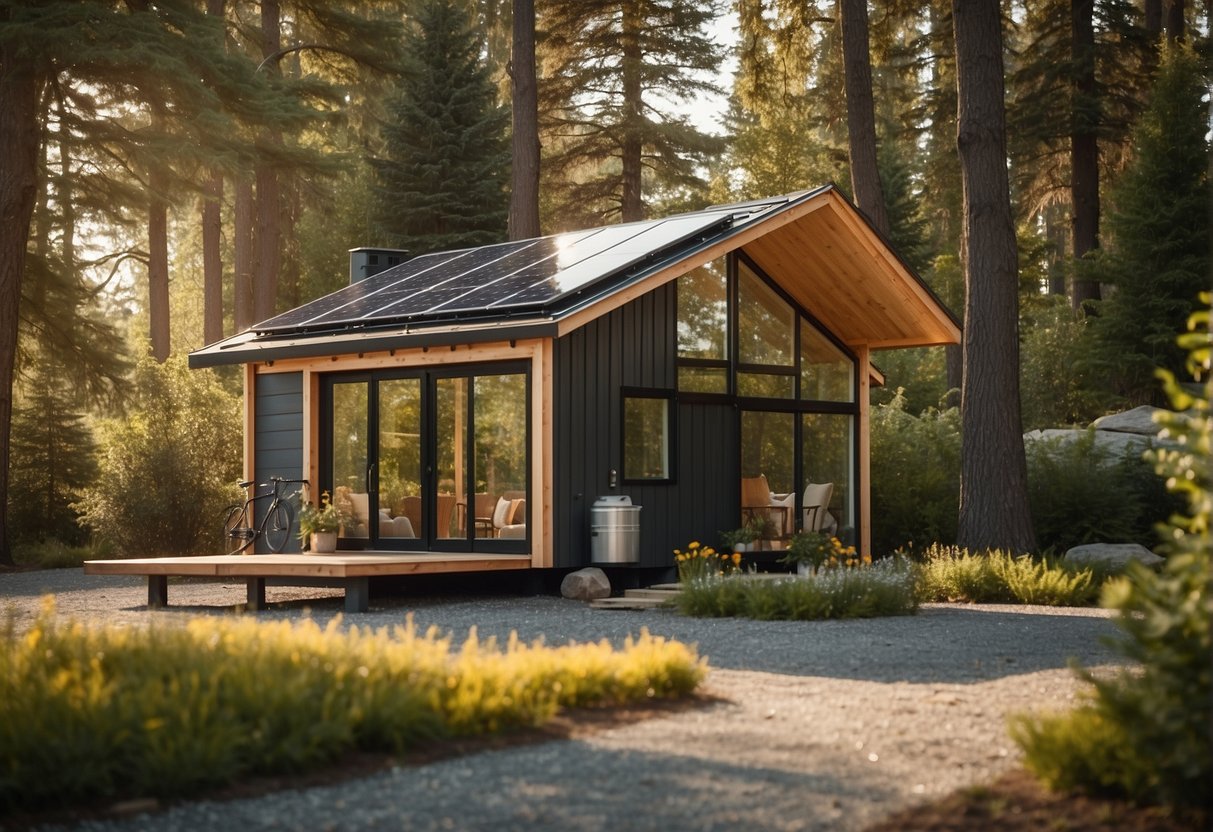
[246,578,266,611]
[148,575,168,609]
[345,578,369,613]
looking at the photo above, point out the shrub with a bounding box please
[676,560,918,621]
[914,544,1100,606]
[869,392,961,556]
[0,603,705,812]
[1012,296,1211,810]
[674,540,741,582]
[75,356,242,556]
[1025,431,1175,553]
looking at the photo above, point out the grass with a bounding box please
[10,539,104,570]
[914,544,1102,606]
[675,560,918,620]
[0,600,705,813]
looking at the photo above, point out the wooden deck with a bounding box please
[84,552,533,613]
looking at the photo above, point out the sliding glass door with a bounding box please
[323,363,529,552]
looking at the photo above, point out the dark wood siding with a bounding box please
[254,372,303,553]
[553,283,738,568]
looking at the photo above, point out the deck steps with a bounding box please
[589,583,682,610]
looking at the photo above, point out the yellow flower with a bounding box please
[688,541,700,550]
[861,554,872,565]
[732,552,742,566]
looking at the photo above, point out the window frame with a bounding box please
[620,386,677,485]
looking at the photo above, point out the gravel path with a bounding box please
[3,569,1125,831]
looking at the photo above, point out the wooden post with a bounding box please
[147,575,168,609]
[857,345,872,558]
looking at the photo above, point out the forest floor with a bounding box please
[1,568,1201,831]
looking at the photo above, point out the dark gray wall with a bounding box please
[553,283,739,568]
[254,371,303,553]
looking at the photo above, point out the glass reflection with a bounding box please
[738,261,794,366]
[800,320,855,402]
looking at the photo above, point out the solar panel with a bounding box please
[256,207,737,335]
[488,210,735,309]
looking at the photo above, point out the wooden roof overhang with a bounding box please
[552,187,961,350]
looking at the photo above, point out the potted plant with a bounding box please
[720,525,757,553]
[780,531,864,575]
[298,490,345,553]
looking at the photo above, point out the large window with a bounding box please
[676,258,728,393]
[674,251,859,540]
[324,363,529,552]
[622,389,674,483]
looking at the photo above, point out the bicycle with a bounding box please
[222,477,308,555]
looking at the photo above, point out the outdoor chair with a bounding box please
[801,482,835,533]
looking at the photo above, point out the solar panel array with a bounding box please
[255,208,751,336]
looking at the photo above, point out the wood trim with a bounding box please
[856,344,872,557]
[534,338,555,568]
[243,363,256,483]
[302,369,320,503]
[252,339,543,375]
[554,195,832,337]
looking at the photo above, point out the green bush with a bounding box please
[869,392,960,556]
[1012,296,1211,810]
[676,561,918,621]
[914,544,1100,606]
[11,540,105,570]
[1025,431,1175,553]
[75,356,242,556]
[0,603,705,812]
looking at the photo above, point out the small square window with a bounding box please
[622,389,674,483]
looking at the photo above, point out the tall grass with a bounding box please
[676,561,918,621]
[914,544,1100,606]
[0,601,705,812]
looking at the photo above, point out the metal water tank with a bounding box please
[590,495,641,565]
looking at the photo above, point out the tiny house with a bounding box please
[189,186,959,578]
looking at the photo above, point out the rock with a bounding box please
[561,567,611,601]
[1091,406,1166,436]
[1023,427,1158,458]
[1064,543,1165,573]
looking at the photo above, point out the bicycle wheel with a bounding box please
[223,504,252,555]
[265,501,295,553]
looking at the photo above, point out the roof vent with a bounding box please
[349,247,411,284]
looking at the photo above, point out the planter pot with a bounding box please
[796,562,813,577]
[309,531,337,553]
[733,543,751,554]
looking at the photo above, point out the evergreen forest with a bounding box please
[0,0,1209,565]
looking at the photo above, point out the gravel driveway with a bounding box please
[3,569,1125,832]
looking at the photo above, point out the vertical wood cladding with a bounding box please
[254,371,303,553]
[554,282,737,568]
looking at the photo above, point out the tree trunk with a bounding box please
[202,0,224,344]
[952,0,1037,554]
[0,56,41,567]
[233,179,255,331]
[253,0,281,325]
[839,0,890,236]
[619,0,644,222]
[202,170,223,344]
[1145,0,1163,32]
[1069,0,1101,311]
[1164,0,1185,39]
[147,165,171,362]
[508,0,540,240]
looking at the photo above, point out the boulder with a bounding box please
[1064,542,1165,573]
[561,567,611,601]
[1091,406,1165,436]
[1023,427,1157,458]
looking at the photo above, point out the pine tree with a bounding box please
[539,0,725,226]
[373,0,509,254]
[1090,45,1210,403]
[7,357,98,546]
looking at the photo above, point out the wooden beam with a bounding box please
[243,362,256,484]
[302,369,320,502]
[856,344,872,558]
[253,340,543,375]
